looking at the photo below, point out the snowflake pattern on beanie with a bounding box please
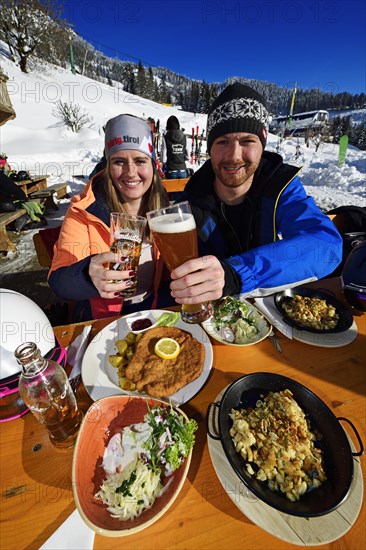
[206,83,270,151]
[207,97,269,136]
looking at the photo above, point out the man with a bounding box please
[169,82,342,306]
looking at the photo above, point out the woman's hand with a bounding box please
[89,251,136,299]
[170,255,225,304]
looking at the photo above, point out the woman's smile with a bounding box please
[109,150,154,203]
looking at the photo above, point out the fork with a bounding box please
[268,330,283,353]
[69,374,82,394]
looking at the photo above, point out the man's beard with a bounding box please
[214,161,259,189]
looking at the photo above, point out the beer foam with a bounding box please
[148,213,196,234]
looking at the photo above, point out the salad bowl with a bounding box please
[201,296,272,346]
[72,395,194,536]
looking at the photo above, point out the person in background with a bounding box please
[48,114,173,321]
[161,115,189,179]
[168,82,343,307]
[0,170,28,203]
[147,117,156,132]
[0,169,30,232]
[0,153,12,175]
[147,117,162,159]
[0,169,46,228]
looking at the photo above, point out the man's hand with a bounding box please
[89,251,136,299]
[170,255,224,304]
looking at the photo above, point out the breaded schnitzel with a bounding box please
[125,326,205,397]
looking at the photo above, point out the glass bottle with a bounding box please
[15,342,83,449]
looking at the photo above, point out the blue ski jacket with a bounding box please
[183,152,343,297]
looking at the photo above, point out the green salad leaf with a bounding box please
[144,403,198,475]
[155,312,181,327]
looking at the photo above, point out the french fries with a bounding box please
[108,332,143,391]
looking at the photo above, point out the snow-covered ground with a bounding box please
[0,48,365,279]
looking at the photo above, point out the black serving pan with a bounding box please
[274,287,353,333]
[207,373,363,517]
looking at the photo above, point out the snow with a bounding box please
[0,48,365,279]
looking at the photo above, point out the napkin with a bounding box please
[39,509,95,550]
[254,296,293,339]
[66,325,92,380]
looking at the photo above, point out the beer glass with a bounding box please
[146,201,212,323]
[110,212,147,297]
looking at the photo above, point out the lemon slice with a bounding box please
[154,337,180,359]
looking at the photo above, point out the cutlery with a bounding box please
[70,374,82,394]
[268,330,282,353]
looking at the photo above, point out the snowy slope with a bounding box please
[1,52,365,209]
[0,49,365,277]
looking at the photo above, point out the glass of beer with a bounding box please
[110,212,147,297]
[146,201,212,323]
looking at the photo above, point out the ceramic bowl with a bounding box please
[201,297,272,346]
[72,395,192,536]
[123,311,158,333]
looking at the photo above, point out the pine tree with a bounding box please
[136,60,146,97]
[122,63,136,94]
[197,81,211,113]
[190,82,200,113]
[159,75,170,103]
[153,80,160,102]
[145,67,155,100]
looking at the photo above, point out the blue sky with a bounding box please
[63,0,365,95]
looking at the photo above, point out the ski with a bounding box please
[194,125,199,164]
[191,127,195,164]
[338,134,349,166]
[197,129,205,165]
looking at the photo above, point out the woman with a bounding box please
[48,114,172,320]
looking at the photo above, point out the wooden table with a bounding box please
[1,282,365,550]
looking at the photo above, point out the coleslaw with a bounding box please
[94,404,197,521]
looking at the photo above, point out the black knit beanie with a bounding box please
[206,82,269,153]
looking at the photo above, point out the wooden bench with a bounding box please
[29,182,70,211]
[0,208,27,253]
[162,177,189,193]
[14,175,48,197]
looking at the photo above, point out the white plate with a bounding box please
[201,297,272,346]
[256,296,358,348]
[81,310,213,405]
[292,321,358,347]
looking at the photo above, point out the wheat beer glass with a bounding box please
[110,212,147,297]
[147,201,212,323]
